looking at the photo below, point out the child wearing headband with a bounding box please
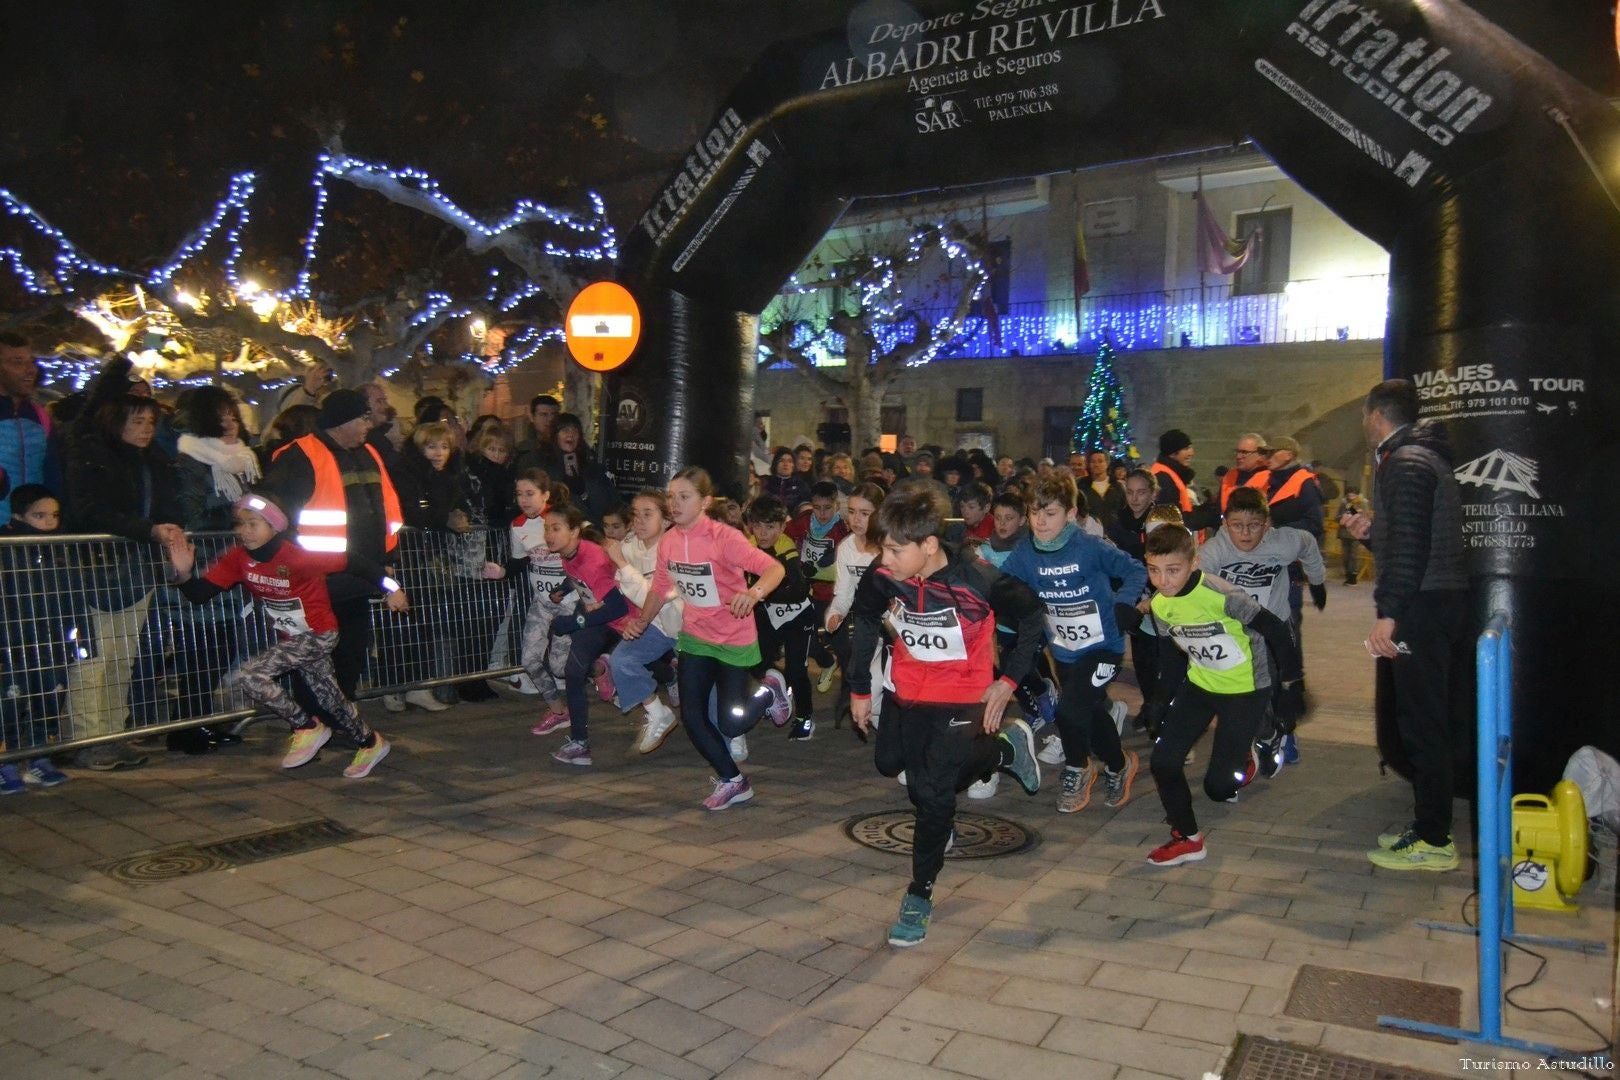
[162,491,409,778]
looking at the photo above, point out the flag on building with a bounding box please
[1196,192,1259,276]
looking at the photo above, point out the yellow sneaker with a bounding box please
[1367,834,1458,871]
[282,723,331,769]
[343,735,391,779]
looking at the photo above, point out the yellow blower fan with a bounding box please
[1510,780,1588,914]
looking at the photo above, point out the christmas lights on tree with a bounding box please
[1071,335,1137,460]
[0,152,615,384]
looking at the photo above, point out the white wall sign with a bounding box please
[1084,197,1137,237]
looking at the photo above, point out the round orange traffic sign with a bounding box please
[565,281,641,372]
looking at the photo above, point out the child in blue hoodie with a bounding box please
[1001,472,1147,814]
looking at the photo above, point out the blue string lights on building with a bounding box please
[0,153,618,382]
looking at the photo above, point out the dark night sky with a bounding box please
[0,1,1613,276]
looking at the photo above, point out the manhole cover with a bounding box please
[101,819,364,884]
[1224,1035,1454,1079]
[844,810,1038,859]
[1284,965,1461,1043]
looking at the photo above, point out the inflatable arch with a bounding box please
[603,0,1620,789]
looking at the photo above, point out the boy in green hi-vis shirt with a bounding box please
[1141,525,1304,867]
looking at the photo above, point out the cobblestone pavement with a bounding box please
[1,582,1612,1079]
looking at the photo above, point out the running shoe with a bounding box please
[762,670,793,728]
[1147,830,1206,867]
[789,717,815,741]
[1224,746,1259,803]
[1035,678,1058,728]
[1036,732,1066,766]
[1367,834,1458,872]
[1256,734,1285,780]
[1056,765,1094,814]
[343,736,391,778]
[967,773,999,799]
[531,708,570,736]
[998,718,1040,795]
[382,694,407,713]
[1282,732,1300,764]
[590,659,616,703]
[552,739,592,766]
[0,765,23,795]
[887,893,932,948]
[636,700,678,755]
[1101,750,1138,809]
[24,759,68,787]
[282,723,332,769]
[897,770,907,787]
[728,734,749,763]
[704,775,754,811]
[816,660,837,694]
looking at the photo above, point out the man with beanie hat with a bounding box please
[1150,429,1219,532]
[265,388,405,724]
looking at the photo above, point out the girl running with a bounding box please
[622,467,791,810]
[824,483,885,729]
[486,470,576,735]
[606,490,684,754]
[743,496,815,741]
[546,504,631,767]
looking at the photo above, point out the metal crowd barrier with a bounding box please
[1378,614,1608,1063]
[0,526,530,763]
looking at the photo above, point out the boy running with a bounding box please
[848,482,1045,947]
[1142,525,1303,866]
[1200,486,1326,769]
[1002,474,1147,813]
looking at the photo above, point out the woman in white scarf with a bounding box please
[174,386,260,531]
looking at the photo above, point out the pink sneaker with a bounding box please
[531,708,569,736]
[703,775,754,811]
[590,659,616,703]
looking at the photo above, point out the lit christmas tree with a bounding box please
[1071,336,1137,460]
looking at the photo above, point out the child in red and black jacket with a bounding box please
[847,480,1046,949]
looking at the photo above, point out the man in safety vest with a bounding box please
[265,388,405,721]
[1219,432,1271,514]
[1260,435,1325,653]
[1149,429,1219,533]
[1262,436,1323,542]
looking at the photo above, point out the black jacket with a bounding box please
[65,437,180,542]
[1368,421,1467,622]
[1,519,95,668]
[394,447,471,531]
[1266,463,1325,541]
[1082,479,1126,531]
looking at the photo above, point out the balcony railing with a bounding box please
[764,272,1389,365]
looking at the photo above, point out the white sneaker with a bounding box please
[897,770,907,787]
[404,690,450,712]
[1108,699,1128,736]
[507,674,541,695]
[1037,732,1066,766]
[636,700,678,755]
[728,734,748,763]
[383,694,406,713]
[967,773,999,800]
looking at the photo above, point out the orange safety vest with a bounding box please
[273,434,404,555]
[1268,467,1318,507]
[1149,462,1194,513]
[1219,467,1271,513]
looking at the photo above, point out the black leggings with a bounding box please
[1149,684,1268,838]
[677,650,771,779]
[875,700,1001,900]
[755,609,815,721]
[1052,650,1125,772]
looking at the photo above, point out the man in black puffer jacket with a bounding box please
[1341,379,1468,872]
